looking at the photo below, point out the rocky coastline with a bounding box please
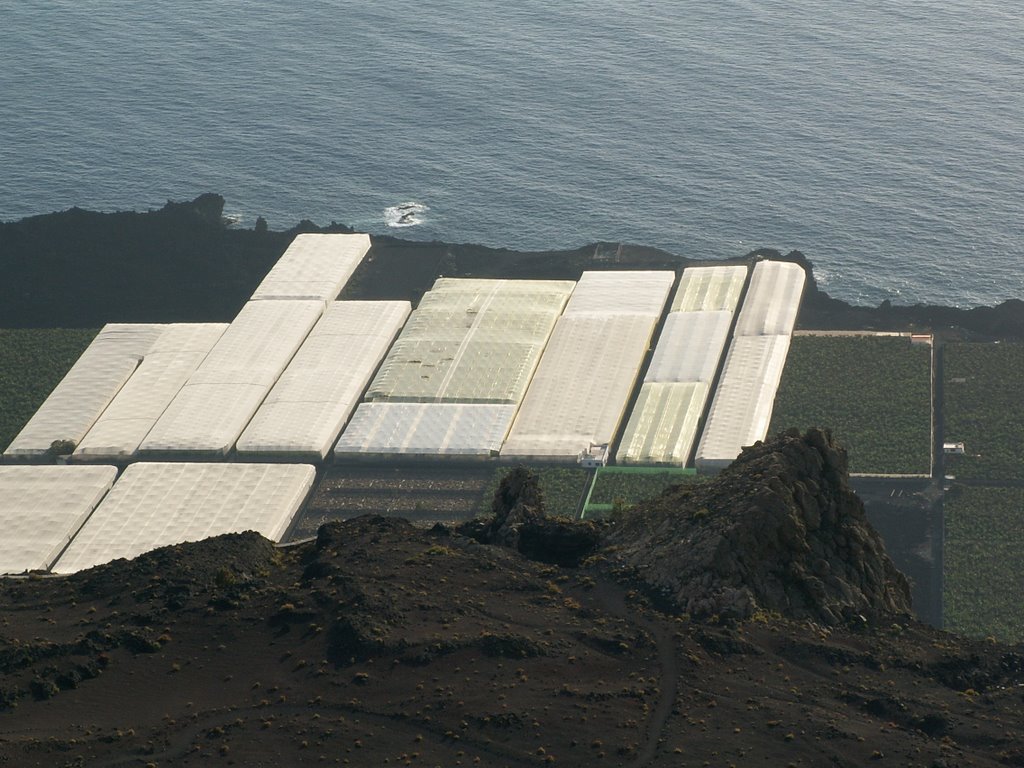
[3,193,1024,339]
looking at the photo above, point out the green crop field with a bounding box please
[482,466,592,520]
[943,342,1024,482]
[943,485,1024,642]
[769,335,931,475]
[0,329,98,451]
[583,467,702,520]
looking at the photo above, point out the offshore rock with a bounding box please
[602,428,913,625]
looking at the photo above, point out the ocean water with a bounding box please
[1,1,1021,307]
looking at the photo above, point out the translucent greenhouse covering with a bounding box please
[365,278,574,404]
[52,463,316,574]
[670,266,748,313]
[139,301,323,456]
[73,324,228,461]
[250,233,370,302]
[644,310,733,384]
[615,382,710,466]
[733,260,806,337]
[4,325,164,460]
[334,403,517,458]
[695,334,792,472]
[236,301,411,460]
[501,314,660,461]
[0,466,117,573]
[563,271,674,317]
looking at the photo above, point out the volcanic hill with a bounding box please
[1,431,1023,767]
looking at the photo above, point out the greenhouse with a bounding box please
[236,301,410,460]
[695,334,792,471]
[334,402,518,458]
[670,265,748,313]
[562,270,674,316]
[139,300,323,456]
[733,260,806,337]
[365,278,574,404]
[615,382,710,466]
[644,310,733,384]
[52,463,316,574]
[3,324,164,461]
[0,466,117,574]
[501,313,660,461]
[72,324,228,461]
[249,233,371,303]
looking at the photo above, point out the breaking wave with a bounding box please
[384,201,428,228]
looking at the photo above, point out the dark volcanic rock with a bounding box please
[603,428,913,625]
[459,467,603,567]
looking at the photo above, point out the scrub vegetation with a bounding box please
[943,341,1024,481]
[769,335,931,475]
[943,485,1024,642]
[0,328,98,451]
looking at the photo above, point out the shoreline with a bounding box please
[2,193,1023,339]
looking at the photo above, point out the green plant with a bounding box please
[770,335,931,475]
[0,329,99,451]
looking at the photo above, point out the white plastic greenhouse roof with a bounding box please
[0,466,117,574]
[644,310,733,384]
[334,403,517,458]
[733,260,806,337]
[4,325,164,460]
[139,301,323,456]
[695,334,792,472]
[615,382,710,466]
[501,314,659,461]
[52,463,316,574]
[563,271,674,317]
[365,278,573,404]
[73,324,228,461]
[250,233,370,302]
[236,301,411,460]
[670,266,748,313]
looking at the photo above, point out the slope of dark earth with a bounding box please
[3,434,1024,766]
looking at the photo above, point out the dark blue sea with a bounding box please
[1,1,1021,307]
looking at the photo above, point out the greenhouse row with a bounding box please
[72,324,228,460]
[4,233,374,464]
[4,324,165,460]
[670,265,748,313]
[616,266,748,466]
[5,240,808,471]
[0,463,315,575]
[501,271,674,461]
[235,301,410,461]
[250,232,370,303]
[139,300,325,456]
[335,403,518,458]
[337,278,576,458]
[0,466,117,573]
[695,260,805,470]
[365,278,574,404]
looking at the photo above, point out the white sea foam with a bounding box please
[384,202,428,228]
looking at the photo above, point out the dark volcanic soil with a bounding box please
[2,517,1024,766]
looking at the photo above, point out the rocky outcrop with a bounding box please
[602,428,913,625]
[459,467,603,567]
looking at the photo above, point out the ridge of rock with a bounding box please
[602,428,913,625]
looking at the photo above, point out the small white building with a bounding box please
[578,443,609,468]
[943,441,966,455]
